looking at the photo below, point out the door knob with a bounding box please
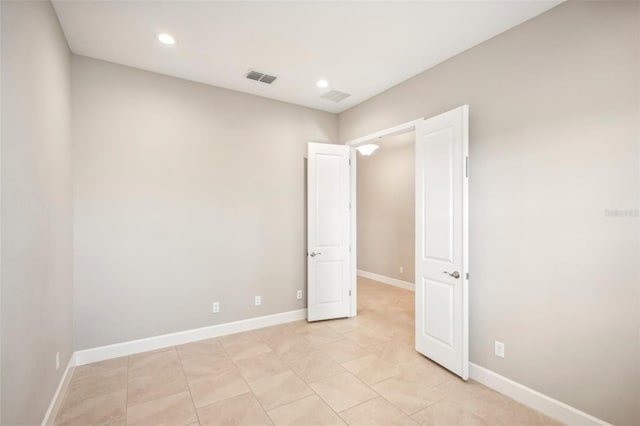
[444,271,460,279]
[309,252,322,257]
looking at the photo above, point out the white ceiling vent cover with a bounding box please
[321,90,351,103]
[246,69,277,84]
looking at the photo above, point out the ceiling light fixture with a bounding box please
[157,33,176,45]
[356,144,379,156]
[316,79,329,88]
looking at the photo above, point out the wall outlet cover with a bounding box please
[494,340,505,358]
[255,296,262,306]
[296,290,303,300]
[212,302,220,313]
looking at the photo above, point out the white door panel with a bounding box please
[415,106,469,380]
[307,143,351,321]
[423,278,455,347]
[421,127,455,263]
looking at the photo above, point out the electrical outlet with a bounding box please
[296,290,303,300]
[399,266,404,274]
[255,295,262,306]
[494,340,505,358]
[212,302,220,313]
[56,352,60,371]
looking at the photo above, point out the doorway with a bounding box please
[307,106,469,379]
[355,131,416,292]
[354,130,416,345]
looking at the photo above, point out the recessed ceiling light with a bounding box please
[356,144,379,156]
[157,33,176,45]
[316,79,329,88]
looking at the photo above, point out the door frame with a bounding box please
[345,118,425,317]
[344,113,469,378]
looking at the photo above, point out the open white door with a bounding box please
[307,142,352,322]
[415,105,469,379]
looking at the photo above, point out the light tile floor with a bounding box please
[55,277,561,426]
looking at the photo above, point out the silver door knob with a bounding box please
[444,271,460,279]
[309,252,322,257]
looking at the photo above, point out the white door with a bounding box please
[415,105,469,379]
[307,142,352,321]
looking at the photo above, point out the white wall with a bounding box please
[357,133,415,282]
[339,2,640,424]
[1,1,73,424]
[72,56,338,350]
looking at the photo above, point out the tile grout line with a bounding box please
[125,354,130,425]
[218,333,275,425]
[367,367,454,419]
[259,322,329,418]
[326,329,400,422]
[261,327,341,412]
[326,323,438,422]
[277,322,382,422]
[333,391,401,425]
[176,346,203,426]
[251,326,319,418]
[254,322,347,421]
[127,347,198,425]
[308,371,379,418]
[244,325,304,414]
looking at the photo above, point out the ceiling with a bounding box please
[52,1,561,113]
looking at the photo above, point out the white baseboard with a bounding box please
[45,310,611,426]
[75,308,307,366]
[357,270,608,425]
[469,363,611,426]
[358,269,414,291]
[41,354,76,426]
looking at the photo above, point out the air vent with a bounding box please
[246,70,263,81]
[321,90,351,103]
[245,69,277,84]
[259,74,277,84]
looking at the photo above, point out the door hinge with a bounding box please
[466,272,469,280]
[348,245,351,253]
[349,159,351,166]
[465,156,469,178]
[349,290,352,296]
